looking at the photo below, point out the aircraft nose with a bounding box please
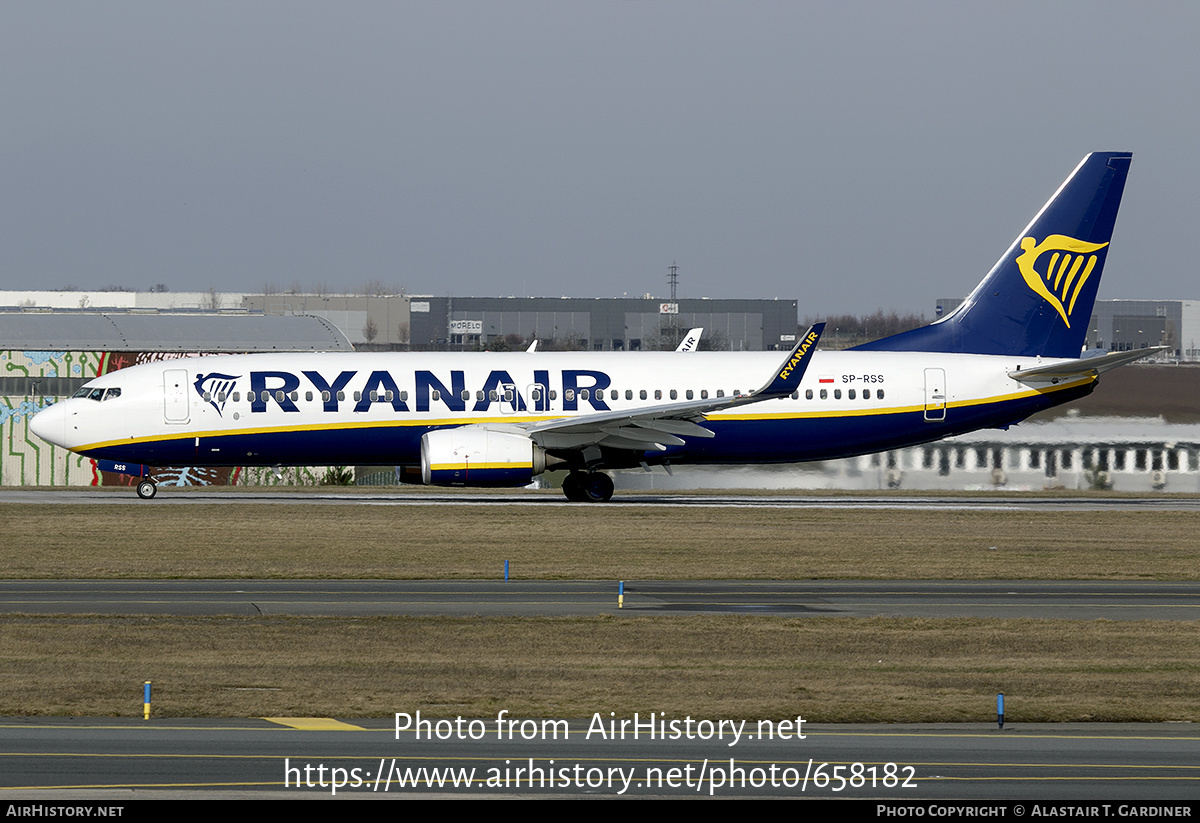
[29,402,68,448]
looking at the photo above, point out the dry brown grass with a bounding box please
[3,502,1198,579]
[5,497,1196,721]
[1,614,1195,721]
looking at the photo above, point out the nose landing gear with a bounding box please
[135,479,157,500]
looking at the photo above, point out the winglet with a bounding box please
[675,328,704,352]
[757,323,824,396]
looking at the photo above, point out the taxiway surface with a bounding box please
[2,719,1196,800]
[3,579,1199,619]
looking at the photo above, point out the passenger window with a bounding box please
[565,389,575,402]
[203,391,212,402]
[550,390,557,400]
[490,390,498,401]
[655,390,662,400]
[322,391,330,402]
[275,391,284,402]
[476,390,485,401]
[848,389,856,400]
[877,389,884,399]
[820,389,827,400]
[216,392,225,402]
[626,390,633,400]
[701,390,708,399]
[233,392,241,402]
[716,389,724,398]
[504,389,514,402]
[305,391,313,402]
[247,391,256,402]
[670,389,678,400]
[580,389,590,401]
[353,391,361,401]
[805,389,813,400]
[400,391,408,401]
[685,390,693,400]
[432,389,441,401]
[386,391,394,402]
[460,390,470,401]
[531,389,541,401]
[370,392,378,402]
[834,389,841,399]
[790,391,798,400]
[338,391,345,401]
[610,389,618,401]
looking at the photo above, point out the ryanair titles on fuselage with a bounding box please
[195,367,619,416]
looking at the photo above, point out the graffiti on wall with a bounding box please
[2,350,338,488]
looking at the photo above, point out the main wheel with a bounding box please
[582,472,614,503]
[562,472,588,502]
[136,480,157,500]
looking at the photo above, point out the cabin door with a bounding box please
[163,369,190,424]
[924,368,946,421]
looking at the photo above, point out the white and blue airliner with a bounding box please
[31,153,1156,501]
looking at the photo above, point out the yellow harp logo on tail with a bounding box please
[1015,235,1109,328]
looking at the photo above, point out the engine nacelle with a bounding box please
[420,428,547,487]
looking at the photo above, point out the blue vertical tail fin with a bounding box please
[854,152,1132,358]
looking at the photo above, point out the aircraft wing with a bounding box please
[522,324,823,452]
[1008,346,1167,384]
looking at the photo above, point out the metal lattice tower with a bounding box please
[667,262,679,341]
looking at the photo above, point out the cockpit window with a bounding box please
[73,386,120,401]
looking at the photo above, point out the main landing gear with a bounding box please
[561,471,615,503]
[136,479,157,500]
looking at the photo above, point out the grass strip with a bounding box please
[3,503,1198,579]
[2,614,1196,722]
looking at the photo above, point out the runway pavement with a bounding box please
[3,579,1199,619]
[6,488,1200,511]
[1,718,1197,799]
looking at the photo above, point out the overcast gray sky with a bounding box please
[2,1,1196,315]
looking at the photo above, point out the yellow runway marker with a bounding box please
[263,717,365,730]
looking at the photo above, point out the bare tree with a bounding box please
[362,318,379,343]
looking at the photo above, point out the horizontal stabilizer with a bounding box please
[1008,347,1166,383]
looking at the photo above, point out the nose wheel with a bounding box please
[562,471,614,503]
[136,479,157,500]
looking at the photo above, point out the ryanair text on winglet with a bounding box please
[777,330,820,382]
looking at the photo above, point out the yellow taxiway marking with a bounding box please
[263,717,365,730]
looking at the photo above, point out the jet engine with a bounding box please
[420,428,549,487]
